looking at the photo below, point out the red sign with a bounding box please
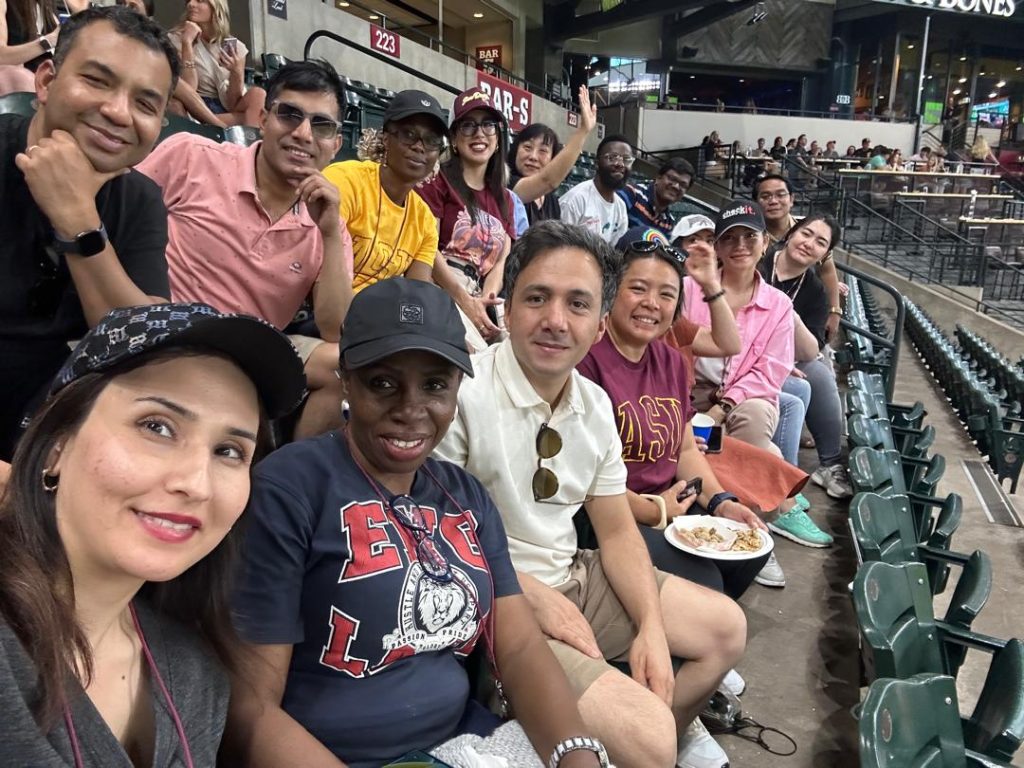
[369,24,400,58]
[475,71,532,132]
[567,111,579,128]
[475,45,502,65]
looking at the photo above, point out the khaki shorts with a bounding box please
[547,549,670,696]
[288,334,324,366]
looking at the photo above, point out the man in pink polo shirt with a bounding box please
[138,59,353,439]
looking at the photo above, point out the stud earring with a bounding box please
[41,468,59,493]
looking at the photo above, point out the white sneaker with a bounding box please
[677,718,729,768]
[753,553,786,588]
[719,668,746,697]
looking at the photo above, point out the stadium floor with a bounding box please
[722,341,1024,767]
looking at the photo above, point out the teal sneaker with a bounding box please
[769,507,834,548]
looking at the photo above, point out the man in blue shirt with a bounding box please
[617,157,694,236]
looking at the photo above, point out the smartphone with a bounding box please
[677,476,703,502]
[706,425,723,454]
[222,36,239,56]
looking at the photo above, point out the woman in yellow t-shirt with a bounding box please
[323,90,446,293]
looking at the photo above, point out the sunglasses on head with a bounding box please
[389,495,453,583]
[626,240,688,264]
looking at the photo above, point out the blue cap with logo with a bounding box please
[339,278,473,376]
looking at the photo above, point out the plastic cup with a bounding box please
[692,413,715,442]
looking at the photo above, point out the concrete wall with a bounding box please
[245,0,598,151]
[463,20,513,72]
[837,250,1024,360]
[635,107,917,154]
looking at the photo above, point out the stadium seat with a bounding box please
[0,91,35,116]
[859,674,1015,768]
[158,113,224,144]
[223,125,261,147]
[852,561,1024,761]
[848,447,950,538]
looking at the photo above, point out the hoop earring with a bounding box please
[41,469,59,493]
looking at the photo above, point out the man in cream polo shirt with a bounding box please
[435,221,747,768]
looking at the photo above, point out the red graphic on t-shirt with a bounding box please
[319,607,370,676]
[339,501,403,581]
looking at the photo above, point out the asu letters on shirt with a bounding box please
[577,335,694,495]
[233,434,520,768]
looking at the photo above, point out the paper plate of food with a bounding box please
[664,515,773,561]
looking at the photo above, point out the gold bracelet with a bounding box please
[829,307,843,315]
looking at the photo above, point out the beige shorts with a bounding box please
[287,334,325,366]
[547,549,670,696]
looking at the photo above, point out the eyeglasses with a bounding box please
[532,423,563,501]
[387,126,446,152]
[456,119,499,137]
[270,101,341,140]
[757,190,791,202]
[717,230,763,247]
[600,152,635,168]
[627,240,688,264]
[389,495,453,583]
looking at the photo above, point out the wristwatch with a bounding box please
[548,736,611,767]
[707,491,739,516]
[53,223,108,257]
[38,36,53,53]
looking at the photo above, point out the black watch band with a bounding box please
[53,223,109,258]
[707,491,739,516]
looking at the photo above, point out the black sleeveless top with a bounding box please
[6,1,55,72]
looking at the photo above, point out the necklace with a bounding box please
[769,251,807,302]
[353,165,411,289]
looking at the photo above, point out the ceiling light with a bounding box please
[960,55,967,61]
[979,71,986,75]
[927,74,933,79]
[953,88,962,94]
[989,91,998,98]
[369,13,379,18]
[338,1,349,5]
[1017,66,1023,71]
[997,80,1006,87]
[689,75,695,79]
[958,77,967,83]
[907,43,915,49]
[739,78,745,83]
[473,11,483,17]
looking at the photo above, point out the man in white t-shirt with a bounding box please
[435,220,748,768]
[559,135,631,245]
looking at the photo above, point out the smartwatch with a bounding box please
[53,223,109,258]
[707,491,739,516]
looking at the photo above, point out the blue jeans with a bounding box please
[797,357,844,466]
[772,377,811,466]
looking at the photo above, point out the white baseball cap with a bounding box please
[670,214,716,243]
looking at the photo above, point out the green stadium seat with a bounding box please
[223,125,261,146]
[0,91,35,116]
[158,113,223,144]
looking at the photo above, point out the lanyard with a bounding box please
[63,603,195,768]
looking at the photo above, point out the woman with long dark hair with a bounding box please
[0,302,304,765]
[420,86,517,347]
[0,0,79,94]
[508,85,597,225]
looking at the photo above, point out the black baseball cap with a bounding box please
[339,278,473,376]
[51,303,307,419]
[715,199,767,238]
[383,89,447,136]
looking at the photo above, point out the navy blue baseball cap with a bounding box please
[715,199,766,238]
[339,278,473,376]
[51,303,307,418]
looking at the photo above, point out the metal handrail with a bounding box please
[630,100,916,123]
[836,263,904,401]
[317,0,572,107]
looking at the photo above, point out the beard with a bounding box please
[597,166,629,190]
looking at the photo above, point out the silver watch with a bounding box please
[548,736,611,767]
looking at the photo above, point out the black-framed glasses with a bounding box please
[455,119,499,137]
[270,101,341,140]
[599,152,635,168]
[386,126,446,152]
[626,240,688,264]
[532,423,563,501]
[389,495,453,583]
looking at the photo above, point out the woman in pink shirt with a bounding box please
[683,199,794,455]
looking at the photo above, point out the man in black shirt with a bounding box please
[0,6,178,466]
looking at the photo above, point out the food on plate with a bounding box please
[675,526,737,552]
[732,529,762,552]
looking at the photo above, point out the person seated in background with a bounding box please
[0,301,305,765]
[420,86,517,350]
[885,148,904,170]
[137,59,353,440]
[0,5,177,470]
[823,140,839,159]
[854,137,873,158]
[436,221,747,768]
[908,145,933,169]
[168,0,264,126]
[324,89,445,292]
[0,0,85,95]
[509,85,598,226]
[845,144,858,159]
[761,215,853,502]
[228,278,611,768]
[559,133,631,245]
[617,156,694,236]
[867,146,889,169]
[577,226,771,607]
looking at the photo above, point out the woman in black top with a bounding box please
[508,85,597,225]
[761,214,853,500]
[0,0,70,94]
